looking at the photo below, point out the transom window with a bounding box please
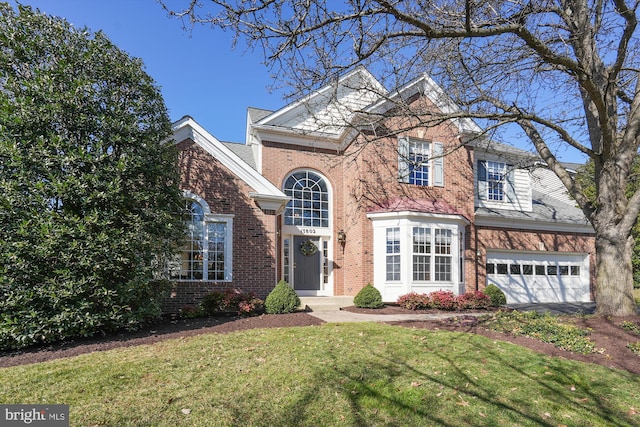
[169,197,232,281]
[283,171,329,227]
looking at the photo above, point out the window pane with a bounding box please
[496,263,508,275]
[434,229,451,254]
[547,265,558,275]
[522,264,533,275]
[571,265,580,276]
[207,223,226,280]
[535,265,546,275]
[510,264,521,275]
[386,228,401,281]
[559,265,569,276]
[413,255,431,281]
[487,161,506,201]
[486,263,495,275]
[408,140,430,186]
[435,256,451,281]
[412,227,431,254]
[284,171,329,227]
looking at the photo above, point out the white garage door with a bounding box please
[486,251,591,304]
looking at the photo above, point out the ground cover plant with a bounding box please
[2,322,639,426]
[480,310,596,354]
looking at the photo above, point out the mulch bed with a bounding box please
[2,307,640,375]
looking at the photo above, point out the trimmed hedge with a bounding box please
[353,284,384,309]
[265,280,300,314]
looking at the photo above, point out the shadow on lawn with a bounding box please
[267,330,640,426]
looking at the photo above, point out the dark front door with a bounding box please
[293,236,321,291]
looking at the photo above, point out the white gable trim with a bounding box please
[257,66,386,127]
[364,73,482,135]
[172,116,289,212]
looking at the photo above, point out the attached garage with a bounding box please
[486,250,591,304]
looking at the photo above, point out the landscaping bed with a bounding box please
[1,308,640,375]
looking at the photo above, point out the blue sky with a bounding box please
[9,1,586,163]
[12,0,285,144]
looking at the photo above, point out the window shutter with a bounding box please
[433,142,444,187]
[505,164,516,202]
[398,137,410,183]
[477,160,487,200]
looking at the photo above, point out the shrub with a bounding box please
[456,291,492,310]
[0,6,184,350]
[200,289,264,317]
[397,292,430,310]
[179,305,204,319]
[482,310,595,354]
[483,284,507,307]
[429,290,457,310]
[353,284,384,309]
[265,281,300,314]
[627,342,640,356]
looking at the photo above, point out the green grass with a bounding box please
[2,323,640,426]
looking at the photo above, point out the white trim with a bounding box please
[367,210,470,225]
[171,116,289,211]
[182,190,211,214]
[475,214,594,233]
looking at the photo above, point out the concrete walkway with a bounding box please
[299,297,599,323]
[299,296,485,323]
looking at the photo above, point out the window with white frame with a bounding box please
[398,137,444,187]
[386,227,401,281]
[283,170,329,227]
[169,198,233,281]
[477,160,513,202]
[409,140,430,186]
[434,229,452,281]
[412,227,431,281]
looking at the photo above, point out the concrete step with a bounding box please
[299,296,354,312]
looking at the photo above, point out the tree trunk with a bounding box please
[594,230,637,316]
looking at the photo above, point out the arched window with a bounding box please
[283,170,329,227]
[169,195,233,281]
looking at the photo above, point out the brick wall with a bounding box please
[163,139,277,314]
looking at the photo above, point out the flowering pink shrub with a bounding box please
[238,297,265,317]
[456,291,492,310]
[429,290,457,310]
[397,292,430,310]
[200,289,264,317]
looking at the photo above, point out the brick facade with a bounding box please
[163,139,278,313]
[167,72,595,307]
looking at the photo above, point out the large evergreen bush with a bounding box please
[0,5,183,350]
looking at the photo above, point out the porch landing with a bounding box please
[299,296,354,312]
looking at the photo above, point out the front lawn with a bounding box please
[2,323,639,426]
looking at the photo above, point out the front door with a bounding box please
[293,236,321,291]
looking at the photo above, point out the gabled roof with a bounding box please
[363,73,482,135]
[249,67,484,150]
[172,116,288,212]
[250,66,385,150]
